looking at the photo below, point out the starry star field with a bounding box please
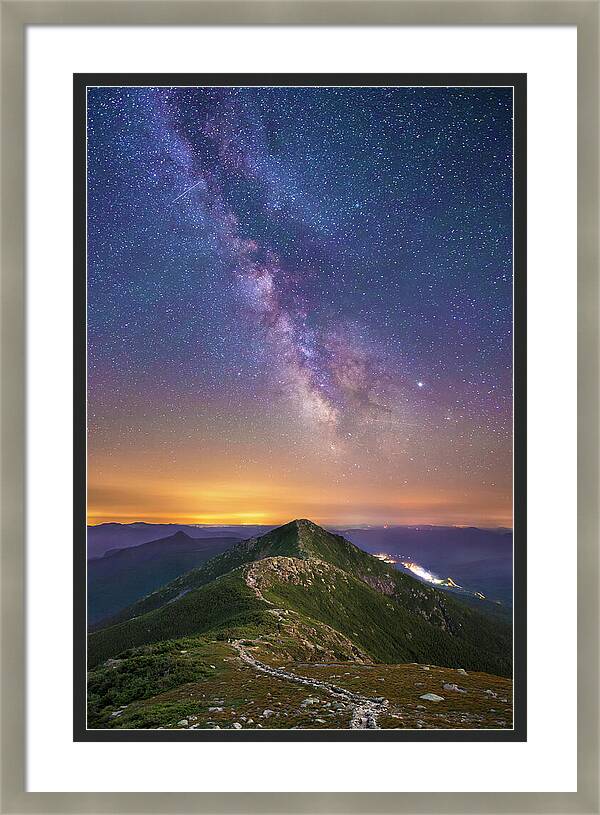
[87,84,513,527]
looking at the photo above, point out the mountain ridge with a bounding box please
[89,519,512,678]
[87,531,241,626]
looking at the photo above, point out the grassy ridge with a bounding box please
[95,524,310,629]
[90,555,511,677]
[97,520,509,643]
[257,558,511,677]
[91,642,513,731]
[88,570,276,667]
[87,520,513,730]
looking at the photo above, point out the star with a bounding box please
[86,84,513,527]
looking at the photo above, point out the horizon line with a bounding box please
[87,518,513,531]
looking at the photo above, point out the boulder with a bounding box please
[420,693,444,702]
[443,683,467,693]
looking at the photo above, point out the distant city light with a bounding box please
[401,560,443,584]
[374,552,397,564]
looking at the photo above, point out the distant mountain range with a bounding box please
[88,531,241,625]
[88,519,513,730]
[87,522,272,559]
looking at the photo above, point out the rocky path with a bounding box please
[231,640,388,729]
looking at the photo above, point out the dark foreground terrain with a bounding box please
[88,519,513,731]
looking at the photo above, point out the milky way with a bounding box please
[155,88,404,442]
[87,84,513,526]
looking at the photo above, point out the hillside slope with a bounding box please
[89,520,511,677]
[103,520,508,632]
[88,532,239,625]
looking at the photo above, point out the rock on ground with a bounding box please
[420,693,444,702]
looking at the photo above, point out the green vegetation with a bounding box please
[88,570,276,667]
[100,523,310,627]
[88,637,231,728]
[89,636,512,731]
[91,552,510,677]
[88,519,513,728]
[256,558,511,676]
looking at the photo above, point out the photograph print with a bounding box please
[77,75,525,740]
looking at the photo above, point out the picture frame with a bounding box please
[74,70,526,744]
[1,0,597,811]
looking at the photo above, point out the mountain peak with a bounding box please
[282,518,319,531]
[251,518,371,572]
[105,519,401,628]
[284,518,320,537]
[168,530,192,541]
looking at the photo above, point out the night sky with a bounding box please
[87,85,513,527]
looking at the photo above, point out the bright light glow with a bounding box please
[374,552,397,564]
[401,560,444,585]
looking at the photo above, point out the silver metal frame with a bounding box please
[1,2,597,812]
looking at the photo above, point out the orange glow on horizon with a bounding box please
[87,474,512,528]
[87,402,512,530]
